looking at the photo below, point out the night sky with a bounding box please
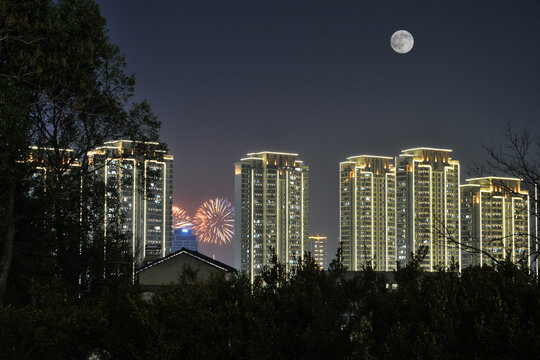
[97,1,540,266]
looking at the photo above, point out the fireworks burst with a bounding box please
[172,205,192,229]
[192,198,234,245]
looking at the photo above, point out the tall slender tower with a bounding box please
[307,235,328,270]
[461,177,529,268]
[234,151,309,282]
[395,148,460,271]
[88,140,173,267]
[340,155,396,271]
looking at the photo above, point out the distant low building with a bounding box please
[307,235,328,269]
[136,248,236,291]
[172,227,198,252]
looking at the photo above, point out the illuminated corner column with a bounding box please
[164,155,174,257]
[504,195,508,260]
[515,193,529,267]
[385,170,397,272]
[144,159,166,260]
[394,160,399,264]
[411,161,416,261]
[276,169,280,261]
[251,168,255,283]
[511,180,530,268]
[392,171,397,270]
[143,160,147,261]
[338,169,342,266]
[132,159,136,276]
[395,171,398,267]
[370,172,374,267]
[119,157,138,277]
[300,162,309,264]
[479,190,485,266]
[104,158,109,267]
[527,193,531,271]
[162,161,167,257]
[385,174,389,271]
[428,164,433,271]
[354,166,358,271]
[444,167,448,268]
[511,197,516,262]
[457,163,461,272]
[395,155,406,264]
[339,161,354,270]
[527,183,540,277]
[301,172,304,257]
[444,162,460,270]
[412,160,432,268]
[472,186,483,267]
[261,165,267,268]
[285,170,289,268]
[476,187,481,267]
[233,163,243,271]
[516,194,529,265]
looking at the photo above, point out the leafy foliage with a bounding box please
[2,253,540,359]
[0,0,160,304]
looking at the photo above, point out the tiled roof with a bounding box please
[136,248,237,274]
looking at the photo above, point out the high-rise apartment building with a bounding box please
[25,146,82,193]
[88,140,173,266]
[395,148,460,271]
[461,177,529,268]
[307,235,328,270]
[26,145,82,176]
[340,155,396,271]
[234,151,309,281]
[172,227,198,252]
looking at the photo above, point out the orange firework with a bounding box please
[172,205,192,229]
[192,198,234,245]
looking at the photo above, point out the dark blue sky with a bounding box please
[97,0,540,265]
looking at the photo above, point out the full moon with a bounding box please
[390,30,414,54]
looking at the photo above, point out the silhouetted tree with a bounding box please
[0,0,160,304]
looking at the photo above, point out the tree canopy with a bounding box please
[1,253,540,359]
[0,0,161,303]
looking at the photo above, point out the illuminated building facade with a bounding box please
[307,235,328,269]
[234,151,309,281]
[27,145,79,165]
[461,177,529,268]
[88,140,173,266]
[172,227,198,252]
[340,155,396,271]
[26,146,81,184]
[395,148,460,271]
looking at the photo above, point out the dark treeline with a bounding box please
[1,254,540,359]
